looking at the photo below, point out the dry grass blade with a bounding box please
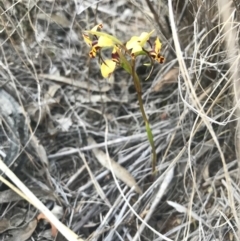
[168,0,238,239]
[88,136,142,194]
[0,157,82,241]
[78,150,112,207]
[167,201,208,227]
[218,0,240,234]
[132,167,175,241]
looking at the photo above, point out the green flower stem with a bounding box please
[131,59,157,174]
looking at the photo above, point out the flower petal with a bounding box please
[131,45,143,53]
[126,30,155,54]
[101,59,116,78]
[89,48,97,58]
[126,36,139,50]
[126,30,154,49]
[82,24,103,46]
[154,37,162,54]
[98,36,114,47]
[112,46,120,63]
[138,30,154,45]
[156,55,165,63]
[82,33,92,46]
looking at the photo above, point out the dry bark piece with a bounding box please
[152,68,179,92]
[88,137,142,194]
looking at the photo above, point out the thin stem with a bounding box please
[131,58,157,173]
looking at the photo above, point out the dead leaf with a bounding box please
[160,112,168,120]
[27,84,61,123]
[39,74,111,92]
[0,219,11,233]
[37,13,71,27]
[152,68,179,92]
[8,219,37,241]
[45,84,61,99]
[55,232,69,241]
[37,213,58,237]
[27,103,43,123]
[78,151,111,207]
[167,201,208,227]
[0,210,33,234]
[202,164,210,181]
[0,189,56,204]
[56,117,72,132]
[0,188,55,203]
[88,137,142,194]
[36,204,63,238]
[10,213,26,227]
[51,205,64,220]
[30,135,49,167]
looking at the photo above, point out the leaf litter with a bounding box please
[87,136,142,194]
[0,0,239,240]
[7,219,37,241]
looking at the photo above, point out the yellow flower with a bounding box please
[98,36,115,47]
[101,59,116,78]
[149,37,165,63]
[100,46,120,78]
[82,24,103,58]
[126,30,154,54]
[82,24,102,46]
[82,24,118,58]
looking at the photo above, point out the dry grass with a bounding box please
[0,0,240,240]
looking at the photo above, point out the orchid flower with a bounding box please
[100,47,120,78]
[82,24,166,173]
[126,30,154,54]
[149,37,165,63]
